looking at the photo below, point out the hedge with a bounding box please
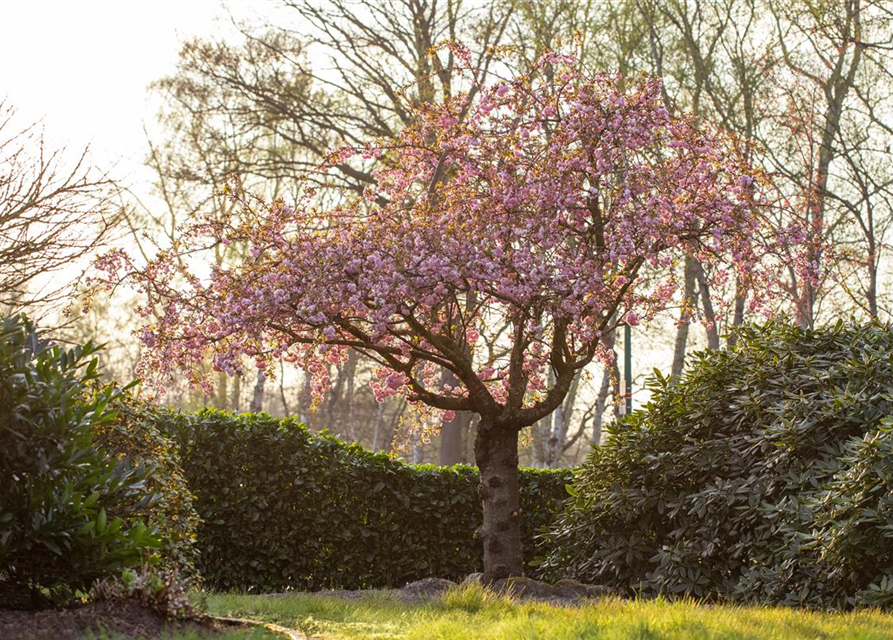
[157,410,572,592]
[541,322,893,609]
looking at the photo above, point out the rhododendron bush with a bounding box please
[97,53,775,578]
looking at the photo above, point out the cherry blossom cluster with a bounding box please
[95,53,776,426]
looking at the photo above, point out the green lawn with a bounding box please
[203,584,893,640]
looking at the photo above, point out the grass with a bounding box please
[88,629,279,640]
[203,584,893,640]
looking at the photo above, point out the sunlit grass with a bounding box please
[206,584,893,640]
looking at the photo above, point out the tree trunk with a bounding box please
[867,243,878,320]
[344,351,357,441]
[671,255,697,377]
[592,369,611,446]
[531,417,547,468]
[298,374,311,424]
[372,401,385,452]
[439,369,471,465]
[231,372,242,411]
[278,358,290,416]
[474,420,523,578]
[249,369,266,413]
[216,371,228,410]
[727,278,747,348]
[694,261,720,350]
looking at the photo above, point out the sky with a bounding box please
[0,0,264,188]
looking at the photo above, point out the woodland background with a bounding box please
[4,0,891,468]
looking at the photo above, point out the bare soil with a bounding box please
[0,600,250,640]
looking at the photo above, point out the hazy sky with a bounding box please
[0,0,263,187]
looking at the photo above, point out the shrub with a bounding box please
[541,322,893,609]
[159,410,572,592]
[0,316,159,607]
[90,566,199,619]
[94,398,202,584]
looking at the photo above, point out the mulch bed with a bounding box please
[0,600,252,640]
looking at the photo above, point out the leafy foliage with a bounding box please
[542,322,893,609]
[0,316,159,607]
[90,566,199,619]
[158,410,572,592]
[95,398,202,584]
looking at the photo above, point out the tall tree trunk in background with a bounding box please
[694,261,720,350]
[475,420,523,578]
[440,292,477,465]
[278,358,290,416]
[344,351,357,441]
[231,372,242,411]
[325,362,345,433]
[531,415,546,468]
[592,370,611,446]
[439,369,472,465]
[728,279,747,348]
[298,375,311,424]
[372,401,385,452]
[867,242,878,320]
[541,373,580,467]
[592,327,619,445]
[388,398,408,454]
[671,255,698,377]
[215,371,228,410]
[466,415,479,464]
[249,369,266,413]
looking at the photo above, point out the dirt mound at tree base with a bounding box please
[0,600,250,640]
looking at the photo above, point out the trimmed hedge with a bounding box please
[541,322,893,609]
[157,410,572,592]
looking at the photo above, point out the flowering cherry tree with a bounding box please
[98,54,771,578]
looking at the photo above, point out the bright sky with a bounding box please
[0,0,266,188]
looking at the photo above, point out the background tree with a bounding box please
[141,0,518,460]
[98,57,774,577]
[0,100,118,315]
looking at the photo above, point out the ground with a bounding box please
[0,599,275,640]
[207,584,893,640]
[5,583,893,639]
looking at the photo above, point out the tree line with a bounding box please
[3,0,892,468]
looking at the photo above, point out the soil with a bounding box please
[0,600,254,640]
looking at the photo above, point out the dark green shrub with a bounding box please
[159,410,571,592]
[541,322,893,609]
[0,316,159,607]
[95,398,202,583]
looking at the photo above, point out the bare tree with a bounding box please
[0,100,119,314]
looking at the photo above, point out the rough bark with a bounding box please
[475,419,523,578]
